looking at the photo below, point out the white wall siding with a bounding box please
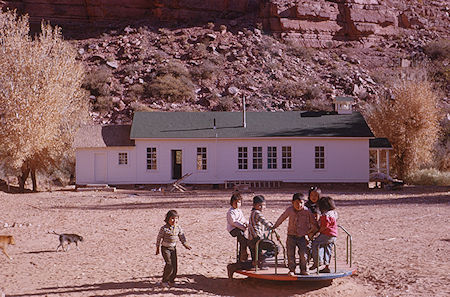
[132,138,369,184]
[76,138,369,185]
[75,147,136,185]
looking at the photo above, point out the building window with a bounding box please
[252,147,262,169]
[267,146,277,169]
[146,147,157,170]
[282,146,291,169]
[118,152,128,165]
[197,147,207,170]
[238,147,248,170]
[315,146,325,169]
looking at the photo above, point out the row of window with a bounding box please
[238,146,292,170]
[118,146,325,170]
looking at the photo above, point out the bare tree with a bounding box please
[0,10,88,192]
[365,80,441,179]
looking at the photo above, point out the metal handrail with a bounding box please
[312,225,352,274]
[338,225,352,267]
[254,230,285,273]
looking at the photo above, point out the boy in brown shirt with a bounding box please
[273,193,319,276]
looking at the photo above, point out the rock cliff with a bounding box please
[2,0,449,46]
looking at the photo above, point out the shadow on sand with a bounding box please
[22,250,56,255]
[9,274,331,297]
[49,190,449,211]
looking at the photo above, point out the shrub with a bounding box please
[82,65,112,97]
[424,39,450,60]
[302,85,323,101]
[156,61,189,77]
[93,96,113,113]
[147,61,196,102]
[128,83,145,99]
[285,42,314,59]
[213,96,235,111]
[364,80,441,179]
[304,96,332,111]
[190,60,217,80]
[147,74,195,102]
[270,80,305,99]
[406,168,450,186]
[130,101,153,112]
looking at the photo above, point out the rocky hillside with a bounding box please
[1,0,449,126]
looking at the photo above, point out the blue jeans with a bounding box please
[287,235,308,272]
[311,234,336,266]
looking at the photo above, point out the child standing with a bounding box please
[226,193,249,262]
[310,196,338,273]
[273,193,319,276]
[156,210,191,287]
[248,195,273,269]
[306,186,322,219]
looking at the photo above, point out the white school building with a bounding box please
[74,99,390,187]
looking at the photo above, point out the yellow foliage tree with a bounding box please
[0,10,88,192]
[365,80,441,179]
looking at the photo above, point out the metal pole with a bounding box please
[346,235,349,264]
[349,235,352,267]
[334,242,337,273]
[316,245,320,274]
[255,239,260,272]
[236,238,239,262]
[272,233,278,275]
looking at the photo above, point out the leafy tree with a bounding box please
[0,10,88,192]
[365,80,441,179]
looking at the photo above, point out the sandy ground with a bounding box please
[0,185,449,297]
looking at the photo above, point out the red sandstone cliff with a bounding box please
[1,0,449,46]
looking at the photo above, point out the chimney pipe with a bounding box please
[242,96,246,128]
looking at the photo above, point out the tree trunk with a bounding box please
[18,167,30,193]
[31,168,37,192]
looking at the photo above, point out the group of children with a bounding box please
[226,187,338,277]
[154,187,338,286]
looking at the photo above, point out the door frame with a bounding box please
[171,149,182,179]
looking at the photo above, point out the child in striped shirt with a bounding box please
[248,195,274,269]
[156,210,191,287]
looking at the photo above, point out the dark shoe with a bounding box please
[309,264,318,270]
[319,267,331,273]
[227,263,237,279]
[300,270,309,275]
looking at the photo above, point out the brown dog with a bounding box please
[0,235,15,260]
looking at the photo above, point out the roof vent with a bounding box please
[333,97,354,114]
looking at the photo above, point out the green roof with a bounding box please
[130,111,374,139]
[370,138,392,148]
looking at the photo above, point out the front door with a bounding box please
[171,150,182,179]
[94,153,107,183]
